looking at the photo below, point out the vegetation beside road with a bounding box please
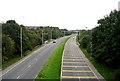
[2,45,42,70]
[80,47,114,81]
[77,10,120,81]
[36,36,70,80]
[2,20,72,70]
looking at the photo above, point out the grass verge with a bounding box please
[2,44,45,70]
[80,47,115,81]
[2,38,57,70]
[35,37,70,81]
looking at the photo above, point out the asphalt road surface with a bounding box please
[1,36,68,81]
[61,36,105,81]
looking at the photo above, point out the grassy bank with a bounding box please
[80,47,114,81]
[2,44,45,70]
[36,37,70,81]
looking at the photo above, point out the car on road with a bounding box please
[44,40,48,44]
[53,40,56,43]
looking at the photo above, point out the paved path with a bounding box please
[61,36,104,81]
[1,36,68,81]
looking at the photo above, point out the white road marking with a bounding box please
[61,37,99,80]
[62,76,96,78]
[85,61,98,79]
[0,55,32,78]
[33,50,38,54]
[1,38,64,78]
[28,65,31,68]
[75,66,77,68]
[34,74,38,79]
[35,58,38,61]
[17,75,20,79]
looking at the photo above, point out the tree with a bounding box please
[2,20,20,54]
[2,34,15,62]
[92,10,120,68]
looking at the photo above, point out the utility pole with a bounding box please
[90,29,93,58]
[42,30,44,44]
[20,27,22,57]
[64,31,65,36]
[51,30,52,39]
[20,16,24,58]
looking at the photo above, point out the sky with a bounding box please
[0,0,120,30]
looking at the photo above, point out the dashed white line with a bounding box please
[75,66,77,68]
[0,55,32,78]
[17,75,20,79]
[28,65,31,68]
[35,58,38,61]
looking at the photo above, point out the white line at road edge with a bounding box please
[35,58,38,61]
[84,59,99,80]
[60,37,69,80]
[28,65,31,68]
[1,44,45,78]
[34,37,68,79]
[0,55,32,78]
[17,75,20,79]
[1,37,66,79]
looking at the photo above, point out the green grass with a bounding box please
[2,56,21,69]
[2,37,67,70]
[2,44,43,70]
[80,47,115,81]
[35,37,70,81]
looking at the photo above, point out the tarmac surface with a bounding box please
[61,36,105,81]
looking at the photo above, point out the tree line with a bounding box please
[77,10,120,81]
[2,20,71,64]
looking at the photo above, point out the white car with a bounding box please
[45,40,48,44]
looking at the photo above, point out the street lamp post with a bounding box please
[20,27,22,57]
[64,31,65,36]
[51,30,52,39]
[90,29,93,58]
[42,30,44,44]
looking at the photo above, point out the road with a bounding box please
[61,36,104,81]
[1,36,67,81]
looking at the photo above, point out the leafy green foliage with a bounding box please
[2,34,15,62]
[2,20,70,68]
[77,10,120,81]
[92,10,120,68]
[77,30,92,53]
[2,20,20,54]
[36,37,70,80]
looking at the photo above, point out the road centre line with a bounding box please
[28,65,31,68]
[16,75,20,79]
[0,54,32,78]
[1,42,53,78]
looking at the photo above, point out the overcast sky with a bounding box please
[0,0,119,30]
